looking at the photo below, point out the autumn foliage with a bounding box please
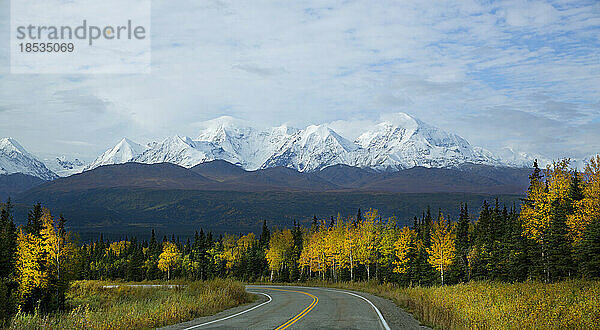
[15,208,76,312]
[0,155,599,326]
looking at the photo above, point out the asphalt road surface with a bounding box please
[162,285,429,330]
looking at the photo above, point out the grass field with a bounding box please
[9,278,252,330]
[311,280,600,329]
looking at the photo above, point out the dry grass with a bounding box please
[9,278,252,330]
[306,280,600,330]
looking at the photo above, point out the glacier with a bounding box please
[85,113,514,173]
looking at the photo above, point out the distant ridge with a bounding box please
[190,160,247,181]
[11,160,531,237]
[17,160,531,196]
[0,173,46,200]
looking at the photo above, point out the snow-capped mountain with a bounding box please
[195,116,298,169]
[0,137,58,180]
[43,156,87,177]
[263,124,359,172]
[86,113,515,173]
[136,135,229,168]
[354,113,503,170]
[85,138,149,171]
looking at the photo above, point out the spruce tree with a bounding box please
[25,202,43,236]
[577,219,600,279]
[0,199,17,278]
[505,205,530,281]
[566,170,584,215]
[547,199,573,281]
[472,200,492,280]
[310,215,319,233]
[259,220,270,249]
[455,203,470,282]
[355,208,362,227]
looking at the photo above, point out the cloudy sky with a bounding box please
[0,0,599,162]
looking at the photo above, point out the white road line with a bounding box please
[182,291,272,330]
[283,286,391,330]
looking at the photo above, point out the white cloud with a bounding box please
[0,0,598,161]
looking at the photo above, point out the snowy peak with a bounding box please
[135,135,227,168]
[0,137,58,180]
[354,113,502,170]
[262,124,360,172]
[196,116,255,142]
[299,125,358,152]
[0,137,30,156]
[195,118,296,170]
[82,113,524,175]
[86,138,149,170]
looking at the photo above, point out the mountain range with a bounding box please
[84,113,526,175]
[2,113,540,182]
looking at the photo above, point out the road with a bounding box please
[162,285,428,330]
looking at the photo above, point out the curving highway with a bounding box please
[162,285,428,330]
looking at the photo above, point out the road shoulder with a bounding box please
[327,288,430,330]
[157,293,267,330]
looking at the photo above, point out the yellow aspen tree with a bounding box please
[377,217,398,272]
[298,231,312,275]
[342,221,359,281]
[522,159,571,242]
[182,254,199,278]
[237,233,256,252]
[316,226,330,280]
[107,241,129,256]
[299,230,320,278]
[266,229,293,281]
[427,214,456,285]
[568,155,600,242]
[393,226,416,274]
[326,218,345,282]
[219,234,239,271]
[40,210,75,308]
[15,229,47,306]
[158,241,181,280]
[546,159,572,203]
[356,209,378,280]
[521,159,571,281]
[520,176,551,244]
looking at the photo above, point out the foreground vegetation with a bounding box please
[298,279,600,329]
[8,278,251,329]
[0,156,599,327]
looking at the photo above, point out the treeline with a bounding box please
[1,157,599,323]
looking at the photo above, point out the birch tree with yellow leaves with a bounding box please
[342,220,359,281]
[326,217,345,281]
[393,226,416,274]
[16,209,75,311]
[16,228,47,309]
[427,214,455,285]
[377,217,399,279]
[568,156,600,243]
[520,159,573,282]
[266,229,294,281]
[158,241,181,280]
[356,209,378,280]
